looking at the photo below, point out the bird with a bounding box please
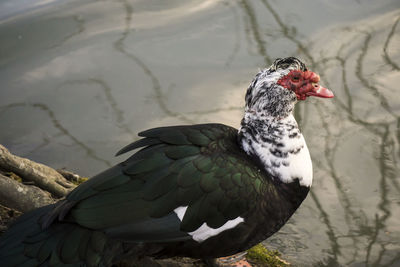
[0,57,333,266]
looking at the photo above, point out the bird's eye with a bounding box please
[291,76,300,82]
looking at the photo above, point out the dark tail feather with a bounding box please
[0,205,110,267]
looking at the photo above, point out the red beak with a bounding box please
[306,85,334,98]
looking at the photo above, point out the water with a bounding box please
[0,0,399,265]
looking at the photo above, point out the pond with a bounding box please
[0,0,399,265]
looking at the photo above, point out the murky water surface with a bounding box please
[1,0,399,265]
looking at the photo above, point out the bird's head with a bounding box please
[245,57,334,118]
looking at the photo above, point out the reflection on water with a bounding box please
[0,102,112,167]
[49,15,85,49]
[239,0,272,66]
[59,78,135,138]
[112,0,194,124]
[383,17,400,71]
[0,0,399,265]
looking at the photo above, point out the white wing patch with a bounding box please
[174,206,244,242]
[174,206,188,221]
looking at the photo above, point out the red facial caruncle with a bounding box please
[277,70,334,100]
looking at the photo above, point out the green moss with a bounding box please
[246,243,289,266]
[5,172,22,183]
[72,177,88,185]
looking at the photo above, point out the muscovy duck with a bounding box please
[0,57,333,266]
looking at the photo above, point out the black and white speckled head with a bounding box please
[239,57,334,187]
[244,57,332,118]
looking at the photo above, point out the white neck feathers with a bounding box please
[239,113,313,187]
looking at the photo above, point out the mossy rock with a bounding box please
[246,244,289,266]
[73,176,88,185]
[2,171,22,183]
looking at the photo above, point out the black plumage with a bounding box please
[0,57,333,266]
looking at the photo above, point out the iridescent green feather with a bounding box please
[0,124,274,266]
